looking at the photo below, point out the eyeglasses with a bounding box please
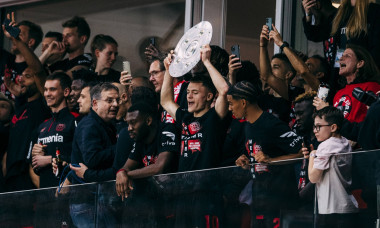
[149,70,163,77]
[313,124,332,132]
[99,98,120,104]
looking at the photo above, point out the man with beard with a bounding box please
[293,92,319,210]
[1,17,43,100]
[41,16,92,78]
[2,18,50,192]
[115,102,176,227]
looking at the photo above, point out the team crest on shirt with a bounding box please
[56,124,66,131]
[334,95,352,118]
[188,122,201,134]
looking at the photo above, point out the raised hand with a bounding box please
[261,25,272,48]
[269,25,284,47]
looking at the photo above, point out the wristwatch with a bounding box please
[280,42,289,51]
[310,153,317,158]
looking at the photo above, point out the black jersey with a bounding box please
[28,107,76,188]
[176,108,227,172]
[245,112,302,214]
[48,54,92,73]
[6,96,51,191]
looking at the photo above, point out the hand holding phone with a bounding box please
[231,44,241,62]
[3,14,20,38]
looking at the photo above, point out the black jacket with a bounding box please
[71,109,116,183]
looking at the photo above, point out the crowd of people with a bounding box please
[0,0,380,227]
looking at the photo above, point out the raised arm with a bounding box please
[259,25,289,100]
[2,13,46,95]
[201,45,229,118]
[270,25,320,91]
[160,52,180,120]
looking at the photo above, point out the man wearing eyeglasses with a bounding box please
[62,82,119,227]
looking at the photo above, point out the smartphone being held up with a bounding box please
[266,17,273,32]
[3,18,20,38]
[150,37,156,46]
[231,44,241,63]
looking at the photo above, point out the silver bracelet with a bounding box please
[310,153,317,158]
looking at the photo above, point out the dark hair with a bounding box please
[18,21,43,50]
[150,56,166,72]
[82,81,98,91]
[294,91,317,104]
[90,82,119,102]
[90,34,118,62]
[46,72,72,90]
[45,31,63,42]
[272,53,296,75]
[62,16,91,45]
[346,44,380,84]
[235,60,261,87]
[227,81,263,104]
[310,55,331,84]
[190,75,217,96]
[72,69,98,84]
[210,45,229,76]
[127,102,157,119]
[131,86,157,109]
[131,76,155,91]
[313,106,344,133]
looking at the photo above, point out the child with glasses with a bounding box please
[303,106,358,228]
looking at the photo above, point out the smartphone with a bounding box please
[3,18,20,38]
[123,61,132,75]
[231,44,241,62]
[266,17,273,32]
[150,37,156,46]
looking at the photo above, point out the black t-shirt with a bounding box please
[244,112,302,213]
[6,96,51,190]
[258,94,291,123]
[129,123,177,169]
[221,114,246,166]
[29,107,76,188]
[175,107,227,172]
[48,54,92,73]
[113,127,134,170]
[96,68,121,83]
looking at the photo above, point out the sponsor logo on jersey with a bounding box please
[162,131,176,141]
[11,110,28,125]
[280,131,297,138]
[37,133,64,144]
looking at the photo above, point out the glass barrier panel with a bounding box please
[0,149,378,228]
